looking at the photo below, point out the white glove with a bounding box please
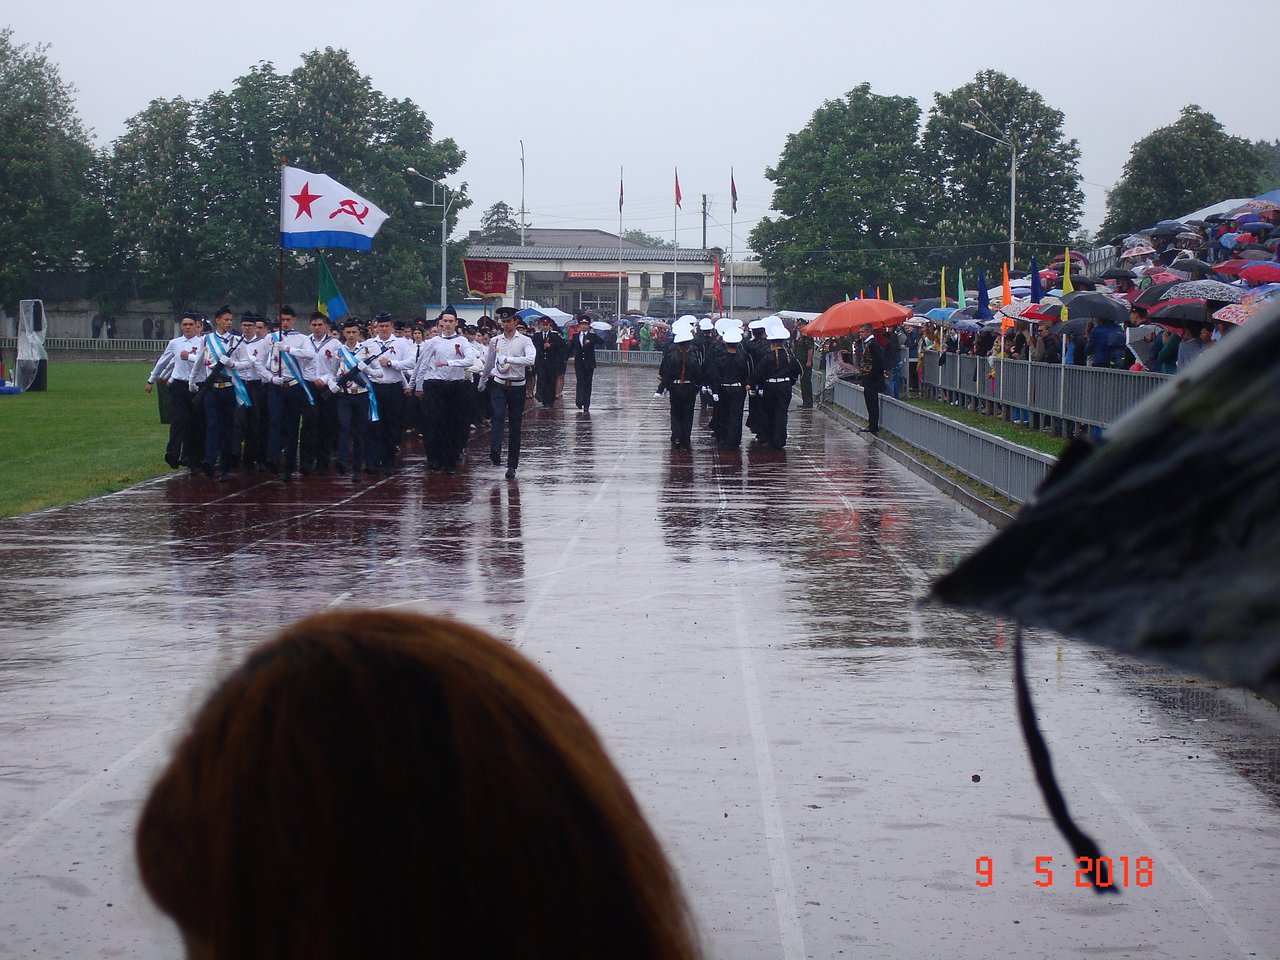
[477,379,488,392]
[328,381,340,394]
[271,375,285,386]
[712,394,719,402]
[653,391,663,400]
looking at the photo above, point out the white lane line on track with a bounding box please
[0,727,172,864]
[1091,779,1269,959]
[714,470,806,960]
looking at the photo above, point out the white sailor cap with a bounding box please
[673,327,695,344]
[722,329,743,344]
[671,318,696,336]
[747,319,768,330]
[697,317,715,331]
[714,318,742,336]
[677,314,699,326]
[766,318,790,340]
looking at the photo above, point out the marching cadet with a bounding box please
[356,313,415,477]
[567,315,602,412]
[744,319,770,441]
[749,318,803,450]
[233,312,268,473]
[480,306,537,479]
[332,317,375,483]
[299,312,340,475]
[188,306,244,481]
[655,323,703,450]
[414,306,476,475]
[710,322,752,448]
[145,312,203,470]
[261,306,312,482]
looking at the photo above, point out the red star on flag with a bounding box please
[291,182,322,220]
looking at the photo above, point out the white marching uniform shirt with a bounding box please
[480,332,537,387]
[414,334,478,389]
[355,335,414,387]
[147,334,201,385]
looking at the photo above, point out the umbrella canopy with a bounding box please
[803,299,911,338]
[1100,267,1136,280]
[590,321,611,332]
[1161,279,1245,303]
[998,298,1036,319]
[1120,245,1157,259]
[912,297,956,313]
[1229,199,1280,215]
[1236,249,1275,261]
[1213,259,1254,277]
[1132,281,1184,309]
[1060,291,1129,323]
[928,301,1280,701]
[925,307,957,321]
[1148,299,1208,326]
[1241,262,1280,284]
[1170,257,1216,276]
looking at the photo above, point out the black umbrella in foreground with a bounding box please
[930,299,1280,699]
[928,301,1280,877]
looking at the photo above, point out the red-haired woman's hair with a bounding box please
[137,611,700,960]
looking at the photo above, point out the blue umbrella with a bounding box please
[925,307,957,321]
[976,266,993,319]
[516,308,546,321]
[1029,256,1044,303]
[950,319,981,332]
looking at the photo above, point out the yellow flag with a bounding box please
[1002,263,1012,307]
[1061,247,1075,295]
[940,266,946,305]
[888,282,895,303]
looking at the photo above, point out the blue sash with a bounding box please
[338,344,379,422]
[274,333,315,406]
[205,334,252,408]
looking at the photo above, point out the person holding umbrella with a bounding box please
[856,322,887,435]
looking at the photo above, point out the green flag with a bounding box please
[956,268,967,309]
[317,254,349,321]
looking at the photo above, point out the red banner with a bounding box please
[463,259,509,297]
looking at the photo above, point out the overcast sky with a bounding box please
[9,0,1273,257]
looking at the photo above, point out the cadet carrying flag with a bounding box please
[317,254,349,321]
[280,166,389,251]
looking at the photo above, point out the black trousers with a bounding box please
[371,383,405,472]
[300,389,336,472]
[233,380,267,468]
[574,362,594,409]
[267,383,307,471]
[713,386,747,447]
[336,391,372,472]
[422,379,471,469]
[864,378,882,433]
[668,382,698,448]
[534,361,557,406]
[165,380,198,466]
[489,383,526,469]
[799,365,814,405]
[761,382,793,448]
[201,385,236,471]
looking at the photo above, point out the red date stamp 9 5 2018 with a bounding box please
[976,856,1154,889]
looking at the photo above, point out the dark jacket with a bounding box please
[858,335,886,385]
[750,340,803,388]
[569,331,602,371]
[658,343,705,390]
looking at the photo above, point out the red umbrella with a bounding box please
[1240,263,1280,284]
[804,299,911,338]
[1213,259,1253,277]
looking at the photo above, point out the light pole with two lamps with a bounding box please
[960,98,1018,271]
[405,167,456,311]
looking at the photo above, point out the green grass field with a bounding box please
[0,362,169,517]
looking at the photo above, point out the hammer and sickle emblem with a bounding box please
[329,199,369,224]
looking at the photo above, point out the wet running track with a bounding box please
[2,366,1279,959]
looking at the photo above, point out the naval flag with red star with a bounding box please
[280,166,390,251]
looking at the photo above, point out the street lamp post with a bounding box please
[960,100,1017,271]
[405,167,455,311]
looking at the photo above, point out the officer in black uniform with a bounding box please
[858,322,887,435]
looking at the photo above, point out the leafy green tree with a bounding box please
[101,97,207,312]
[921,70,1082,279]
[478,202,522,245]
[0,28,96,313]
[749,83,928,309]
[622,228,673,248]
[1252,139,1280,194]
[1100,106,1260,238]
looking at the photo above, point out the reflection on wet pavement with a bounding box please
[1,366,1278,959]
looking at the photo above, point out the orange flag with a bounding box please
[1002,262,1012,306]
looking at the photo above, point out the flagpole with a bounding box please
[618,165,624,322]
[729,167,736,318]
[278,159,287,316]
[673,167,678,319]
